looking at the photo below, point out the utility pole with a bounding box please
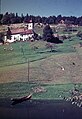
[28,59,30,82]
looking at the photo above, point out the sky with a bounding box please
[1,0,82,17]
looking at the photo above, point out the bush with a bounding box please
[47,36,63,44]
[77,31,82,38]
[43,24,63,44]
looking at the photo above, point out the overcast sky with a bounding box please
[1,0,82,17]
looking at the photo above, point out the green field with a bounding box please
[0,28,82,99]
[0,36,80,67]
[0,82,82,99]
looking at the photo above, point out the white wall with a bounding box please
[28,23,33,30]
[11,34,20,41]
[4,33,33,42]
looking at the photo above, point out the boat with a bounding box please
[11,93,32,105]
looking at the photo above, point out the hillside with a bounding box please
[0,25,82,99]
[0,37,82,84]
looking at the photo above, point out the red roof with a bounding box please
[29,20,32,23]
[11,28,33,35]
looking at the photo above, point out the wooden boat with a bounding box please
[11,94,32,105]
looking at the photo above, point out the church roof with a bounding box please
[11,28,33,35]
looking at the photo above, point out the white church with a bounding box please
[4,20,34,43]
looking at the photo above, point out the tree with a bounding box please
[0,33,4,44]
[21,13,24,22]
[56,15,62,24]
[34,16,42,24]
[15,13,21,23]
[6,27,12,40]
[42,17,47,24]
[1,12,10,24]
[47,16,55,24]
[0,14,3,24]
[32,31,38,40]
[24,13,29,23]
[43,24,63,44]
[43,24,53,41]
[9,13,16,24]
[77,31,82,38]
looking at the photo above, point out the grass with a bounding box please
[0,41,52,67]
[0,25,82,99]
[0,82,82,99]
[0,38,80,84]
[0,36,80,67]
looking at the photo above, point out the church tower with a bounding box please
[28,20,33,30]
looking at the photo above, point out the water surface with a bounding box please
[0,99,82,119]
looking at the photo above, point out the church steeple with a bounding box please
[28,20,33,30]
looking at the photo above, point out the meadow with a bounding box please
[0,25,82,99]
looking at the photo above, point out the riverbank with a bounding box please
[0,82,82,100]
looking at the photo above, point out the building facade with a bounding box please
[5,20,34,43]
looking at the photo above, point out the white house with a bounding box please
[4,20,34,43]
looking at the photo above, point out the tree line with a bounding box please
[0,12,82,25]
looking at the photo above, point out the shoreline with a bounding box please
[0,82,82,100]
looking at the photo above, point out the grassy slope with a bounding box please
[0,82,82,99]
[0,27,82,99]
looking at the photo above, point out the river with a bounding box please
[0,99,82,119]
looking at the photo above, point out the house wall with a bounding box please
[28,23,33,30]
[4,22,33,43]
[20,34,33,41]
[11,34,20,41]
[19,34,31,41]
[5,33,33,42]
